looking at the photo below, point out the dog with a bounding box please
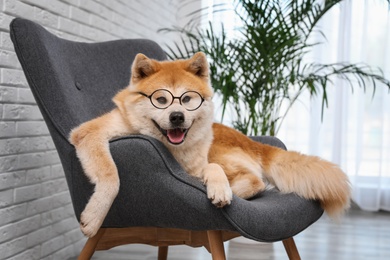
[69,52,351,237]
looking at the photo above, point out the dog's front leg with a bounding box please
[69,109,130,237]
[203,163,233,207]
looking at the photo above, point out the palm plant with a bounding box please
[160,0,390,136]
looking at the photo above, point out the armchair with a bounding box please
[10,18,323,260]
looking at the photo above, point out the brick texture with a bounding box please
[0,0,189,259]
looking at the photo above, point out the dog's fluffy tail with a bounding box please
[260,146,351,218]
[211,123,351,218]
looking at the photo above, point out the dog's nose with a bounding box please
[170,112,185,126]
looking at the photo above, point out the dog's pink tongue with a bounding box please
[167,129,185,144]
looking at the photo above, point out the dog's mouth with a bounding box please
[152,120,189,145]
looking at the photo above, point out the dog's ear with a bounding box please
[186,52,209,79]
[131,53,157,82]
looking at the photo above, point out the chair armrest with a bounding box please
[105,135,234,230]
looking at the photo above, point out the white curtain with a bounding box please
[205,0,390,211]
[277,0,390,212]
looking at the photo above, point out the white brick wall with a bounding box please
[0,0,191,259]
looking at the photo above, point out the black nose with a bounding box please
[170,112,185,126]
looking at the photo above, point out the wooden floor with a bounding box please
[74,209,390,260]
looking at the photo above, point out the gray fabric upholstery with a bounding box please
[10,18,323,242]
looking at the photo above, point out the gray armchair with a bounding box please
[10,18,323,259]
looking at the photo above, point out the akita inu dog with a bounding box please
[70,52,351,237]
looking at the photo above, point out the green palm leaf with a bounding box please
[160,0,390,136]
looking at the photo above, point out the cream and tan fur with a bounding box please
[70,52,351,237]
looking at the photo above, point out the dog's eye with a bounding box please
[156,97,168,104]
[182,95,191,103]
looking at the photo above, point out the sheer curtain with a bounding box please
[277,0,390,212]
[205,0,390,212]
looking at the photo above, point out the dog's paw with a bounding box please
[80,213,102,237]
[79,186,117,237]
[79,203,105,237]
[207,182,233,208]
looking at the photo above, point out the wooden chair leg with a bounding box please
[78,229,106,260]
[158,246,169,260]
[207,230,226,260]
[282,237,301,260]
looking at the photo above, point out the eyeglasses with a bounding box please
[138,89,205,111]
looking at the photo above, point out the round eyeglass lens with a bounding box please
[180,91,202,110]
[151,90,172,108]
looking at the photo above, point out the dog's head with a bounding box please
[114,52,214,147]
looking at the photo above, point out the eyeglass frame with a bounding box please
[138,89,205,111]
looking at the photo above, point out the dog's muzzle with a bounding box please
[152,112,190,145]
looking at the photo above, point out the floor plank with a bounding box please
[70,209,390,259]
